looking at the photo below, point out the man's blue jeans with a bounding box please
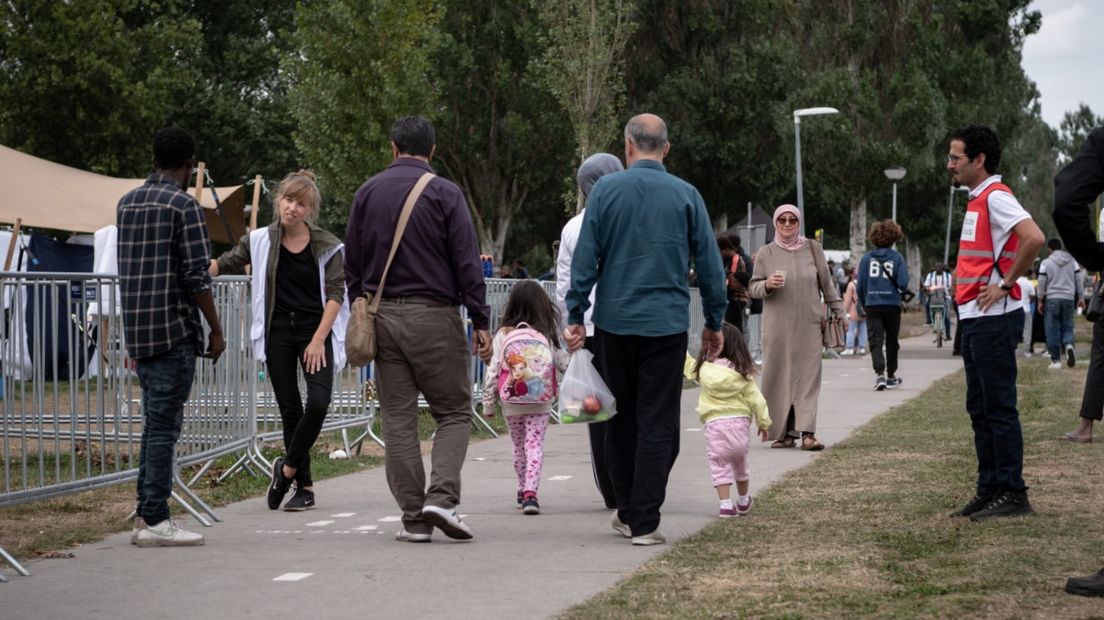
[960,309,1027,495]
[1044,298,1076,361]
[135,340,197,526]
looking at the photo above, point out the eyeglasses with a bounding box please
[777,217,799,225]
[946,153,967,164]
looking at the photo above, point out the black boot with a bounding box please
[1066,568,1104,597]
[969,490,1033,522]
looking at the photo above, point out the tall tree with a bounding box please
[1057,104,1104,164]
[536,0,637,208]
[285,0,443,231]
[433,1,575,263]
[0,1,202,176]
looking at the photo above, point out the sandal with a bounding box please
[770,437,796,449]
[801,436,825,451]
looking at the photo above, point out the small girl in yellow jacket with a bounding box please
[684,323,770,518]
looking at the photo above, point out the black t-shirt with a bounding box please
[273,243,323,318]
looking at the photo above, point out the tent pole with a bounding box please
[3,218,22,271]
[249,175,262,232]
[193,162,206,205]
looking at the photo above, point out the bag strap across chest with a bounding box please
[369,172,435,313]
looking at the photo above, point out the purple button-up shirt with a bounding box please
[344,157,489,330]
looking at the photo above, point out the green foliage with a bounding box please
[0,1,203,176]
[1058,104,1104,164]
[285,0,443,232]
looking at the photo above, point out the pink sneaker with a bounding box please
[719,505,738,519]
[736,496,753,516]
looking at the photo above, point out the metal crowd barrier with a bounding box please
[0,271,703,580]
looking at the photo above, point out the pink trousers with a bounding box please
[506,413,549,495]
[703,416,751,487]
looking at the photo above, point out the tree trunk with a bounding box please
[848,197,867,263]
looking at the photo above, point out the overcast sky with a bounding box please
[1021,0,1104,129]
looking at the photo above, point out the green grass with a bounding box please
[561,333,1104,618]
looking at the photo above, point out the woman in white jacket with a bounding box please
[211,170,349,511]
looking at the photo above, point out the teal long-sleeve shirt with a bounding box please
[566,159,727,336]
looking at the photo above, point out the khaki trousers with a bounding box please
[375,300,472,534]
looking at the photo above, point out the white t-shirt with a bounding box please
[555,209,595,335]
[957,175,1032,320]
[1016,276,1036,310]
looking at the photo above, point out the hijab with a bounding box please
[772,204,806,251]
[576,153,624,198]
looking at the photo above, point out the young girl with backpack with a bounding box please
[482,280,570,515]
[684,323,770,518]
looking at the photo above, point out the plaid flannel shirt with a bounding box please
[117,174,212,359]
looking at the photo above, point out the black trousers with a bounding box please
[584,337,617,508]
[265,312,333,488]
[594,328,687,537]
[1080,319,1104,421]
[866,305,901,377]
[725,300,745,332]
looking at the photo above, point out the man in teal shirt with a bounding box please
[564,113,727,545]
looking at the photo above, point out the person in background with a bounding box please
[717,235,750,333]
[1015,269,1036,357]
[842,267,867,356]
[554,151,623,510]
[211,170,347,512]
[1037,238,1083,369]
[857,220,908,391]
[118,127,225,547]
[923,263,954,340]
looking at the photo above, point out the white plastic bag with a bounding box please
[558,349,617,424]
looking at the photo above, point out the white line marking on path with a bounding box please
[378,516,401,522]
[472,457,486,461]
[548,475,573,481]
[685,427,702,432]
[331,513,355,518]
[305,520,334,527]
[273,572,313,582]
[354,525,378,531]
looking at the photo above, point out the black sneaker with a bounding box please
[1067,344,1076,367]
[267,457,293,510]
[969,490,1033,521]
[886,376,902,389]
[1065,568,1104,597]
[522,495,540,515]
[874,375,887,391]
[949,493,996,517]
[283,488,315,511]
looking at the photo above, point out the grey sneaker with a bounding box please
[421,505,473,540]
[874,375,887,391]
[631,530,667,546]
[395,528,432,543]
[611,511,631,538]
[283,488,315,512]
[130,516,146,545]
[886,376,903,389]
[135,519,204,547]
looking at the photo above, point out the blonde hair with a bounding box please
[273,169,321,224]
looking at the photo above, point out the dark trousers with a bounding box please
[265,312,333,488]
[594,328,687,536]
[866,305,901,377]
[376,301,471,535]
[1080,319,1104,421]
[135,340,197,526]
[584,336,617,508]
[960,309,1027,495]
[725,300,745,332]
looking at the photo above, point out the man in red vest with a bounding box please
[946,124,1044,522]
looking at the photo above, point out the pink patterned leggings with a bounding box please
[506,413,549,495]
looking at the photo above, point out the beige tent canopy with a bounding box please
[0,143,247,245]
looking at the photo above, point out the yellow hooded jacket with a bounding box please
[683,353,770,429]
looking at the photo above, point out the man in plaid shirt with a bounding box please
[117,127,225,547]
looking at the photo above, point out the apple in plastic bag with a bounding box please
[583,396,602,414]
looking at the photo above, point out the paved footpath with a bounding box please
[2,335,961,619]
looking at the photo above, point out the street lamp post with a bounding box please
[793,107,839,236]
[945,185,969,265]
[884,167,907,222]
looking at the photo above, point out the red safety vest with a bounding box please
[955,182,1022,304]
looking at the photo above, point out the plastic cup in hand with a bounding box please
[774,270,787,287]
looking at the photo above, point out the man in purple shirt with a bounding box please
[345,116,492,543]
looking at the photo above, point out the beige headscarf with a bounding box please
[773,204,806,251]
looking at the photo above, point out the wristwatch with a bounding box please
[999,281,1014,292]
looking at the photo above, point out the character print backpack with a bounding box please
[496,322,557,405]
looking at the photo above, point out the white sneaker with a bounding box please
[135,519,204,547]
[1048,361,1062,370]
[395,528,432,543]
[611,511,631,538]
[857,347,867,355]
[130,516,146,545]
[421,505,473,540]
[841,348,854,356]
[1024,351,1033,358]
[631,530,667,546]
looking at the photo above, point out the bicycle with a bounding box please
[929,287,949,348]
